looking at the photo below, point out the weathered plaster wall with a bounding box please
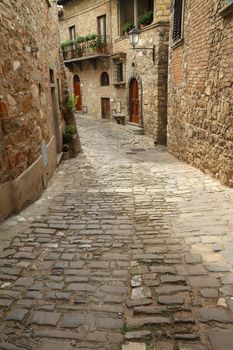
[0,0,63,220]
[168,0,233,187]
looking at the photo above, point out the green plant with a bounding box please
[90,37,106,52]
[62,133,74,144]
[61,39,74,49]
[122,322,138,334]
[85,33,97,41]
[75,36,85,44]
[75,44,85,55]
[138,11,153,26]
[146,342,153,350]
[63,94,78,112]
[65,125,77,135]
[122,21,134,34]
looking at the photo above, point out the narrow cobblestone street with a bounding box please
[0,115,233,350]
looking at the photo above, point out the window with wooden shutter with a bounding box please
[172,0,184,43]
[69,25,76,41]
[97,15,107,43]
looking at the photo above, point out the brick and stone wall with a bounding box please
[0,0,63,220]
[168,0,233,187]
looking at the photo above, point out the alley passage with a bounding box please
[0,116,233,350]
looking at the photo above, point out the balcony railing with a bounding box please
[62,35,111,61]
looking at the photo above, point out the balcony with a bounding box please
[62,35,111,69]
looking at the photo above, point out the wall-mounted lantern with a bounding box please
[129,28,155,65]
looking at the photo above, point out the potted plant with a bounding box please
[75,44,85,57]
[138,11,153,28]
[122,21,134,35]
[61,93,78,125]
[85,33,97,41]
[62,124,80,159]
[91,37,106,53]
[61,39,75,59]
[75,36,85,44]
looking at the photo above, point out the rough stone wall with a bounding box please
[0,0,63,218]
[168,0,233,187]
[0,0,62,181]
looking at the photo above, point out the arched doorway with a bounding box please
[73,75,82,111]
[129,78,139,124]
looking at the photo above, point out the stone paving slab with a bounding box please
[0,115,233,349]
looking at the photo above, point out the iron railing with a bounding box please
[62,35,111,61]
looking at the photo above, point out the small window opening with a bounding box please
[100,72,109,86]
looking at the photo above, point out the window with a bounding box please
[49,68,54,85]
[100,72,109,86]
[113,60,124,83]
[97,15,107,42]
[57,78,61,105]
[116,63,123,82]
[172,0,184,43]
[69,25,76,41]
[118,0,153,36]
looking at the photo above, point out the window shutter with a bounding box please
[173,0,183,42]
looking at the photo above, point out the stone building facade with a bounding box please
[168,0,233,187]
[58,0,171,143]
[0,0,64,221]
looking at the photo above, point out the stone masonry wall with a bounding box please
[168,0,233,186]
[59,0,171,143]
[59,0,111,43]
[111,0,171,142]
[0,0,62,184]
[59,0,114,119]
[65,60,115,118]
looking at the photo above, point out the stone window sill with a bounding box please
[113,82,126,87]
[171,38,184,50]
[220,2,233,17]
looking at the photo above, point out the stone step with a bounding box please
[126,122,145,135]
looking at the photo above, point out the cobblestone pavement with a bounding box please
[0,115,233,350]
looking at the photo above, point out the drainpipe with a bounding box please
[134,0,138,28]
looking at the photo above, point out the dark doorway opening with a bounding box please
[73,75,82,111]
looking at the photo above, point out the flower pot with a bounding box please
[62,151,70,160]
[139,23,148,29]
[97,47,105,54]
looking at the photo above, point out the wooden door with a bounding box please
[101,98,110,119]
[73,75,82,111]
[130,78,139,124]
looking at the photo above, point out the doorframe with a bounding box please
[127,73,143,126]
[101,97,111,119]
